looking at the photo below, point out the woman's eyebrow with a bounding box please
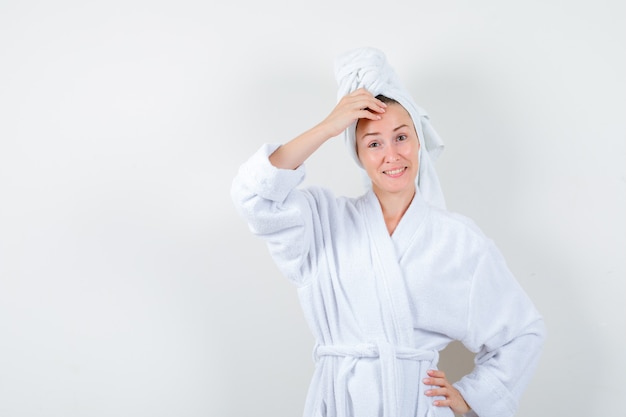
[393,124,409,131]
[360,124,409,140]
[360,131,381,140]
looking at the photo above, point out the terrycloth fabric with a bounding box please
[335,46,446,209]
[231,144,546,417]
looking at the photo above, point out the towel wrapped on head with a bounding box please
[334,47,446,209]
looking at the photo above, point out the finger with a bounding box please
[358,102,386,115]
[370,101,387,113]
[357,109,383,121]
[345,91,387,112]
[432,398,453,407]
[351,88,387,107]
[422,377,450,388]
[354,93,387,109]
[427,369,446,379]
[433,396,467,412]
[424,387,449,397]
[347,96,385,112]
[428,386,471,414]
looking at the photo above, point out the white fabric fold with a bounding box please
[334,47,446,209]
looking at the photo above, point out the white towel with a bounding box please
[334,47,447,209]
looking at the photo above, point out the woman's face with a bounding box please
[355,103,420,198]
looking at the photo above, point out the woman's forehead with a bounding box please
[356,103,415,137]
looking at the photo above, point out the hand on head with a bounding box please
[318,88,387,138]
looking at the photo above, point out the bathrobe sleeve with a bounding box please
[230,143,317,285]
[453,240,546,417]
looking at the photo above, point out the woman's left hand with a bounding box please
[423,369,471,415]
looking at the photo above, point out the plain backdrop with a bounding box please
[1,1,624,416]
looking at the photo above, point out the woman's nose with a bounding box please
[384,147,400,162]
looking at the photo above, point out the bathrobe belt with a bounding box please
[314,342,438,417]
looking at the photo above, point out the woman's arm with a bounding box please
[269,88,386,169]
[231,89,384,284]
[452,242,546,417]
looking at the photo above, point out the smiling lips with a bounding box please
[383,167,407,177]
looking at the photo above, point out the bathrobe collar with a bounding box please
[363,188,430,259]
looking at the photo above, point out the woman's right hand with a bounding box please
[269,88,387,170]
[317,88,387,138]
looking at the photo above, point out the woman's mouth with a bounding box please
[383,167,407,177]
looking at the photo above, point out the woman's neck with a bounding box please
[373,187,416,236]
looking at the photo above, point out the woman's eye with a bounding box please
[368,142,380,148]
[397,135,407,142]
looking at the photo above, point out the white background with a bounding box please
[1,1,624,416]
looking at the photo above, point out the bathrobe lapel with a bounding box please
[359,189,429,345]
[352,190,431,417]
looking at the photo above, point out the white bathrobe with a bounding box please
[231,144,545,417]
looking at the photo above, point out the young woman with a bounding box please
[231,47,545,417]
